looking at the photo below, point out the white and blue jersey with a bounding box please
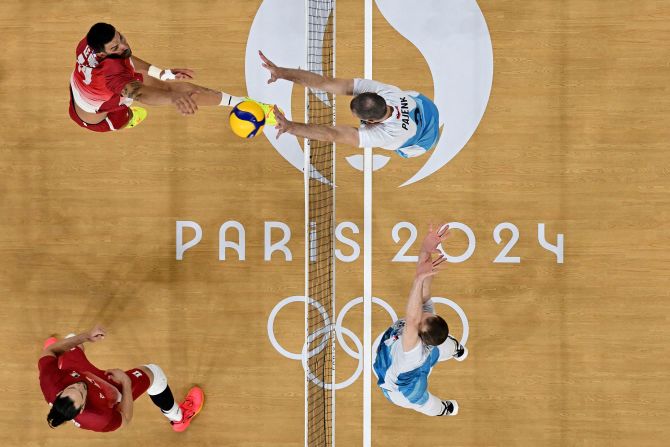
[354,78,440,158]
[373,300,459,408]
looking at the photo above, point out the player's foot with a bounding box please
[439,400,458,416]
[126,107,147,129]
[449,335,468,362]
[171,386,204,432]
[243,97,282,126]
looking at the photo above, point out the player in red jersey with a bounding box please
[70,22,277,132]
[39,325,203,433]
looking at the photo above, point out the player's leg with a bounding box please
[137,364,204,432]
[437,334,468,362]
[384,388,458,417]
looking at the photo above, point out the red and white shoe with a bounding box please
[171,386,204,432]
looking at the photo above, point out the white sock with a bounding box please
[219,93,245,107]
[162,403,183,422]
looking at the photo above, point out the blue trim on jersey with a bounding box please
[395,94,440,158]
[374,323,441,405]
[373,326,396,387]
[396,348,440,404]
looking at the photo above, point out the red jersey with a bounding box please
[70,37,143,113]
[38,348,123,432]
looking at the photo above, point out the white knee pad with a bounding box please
[144,363,169,395]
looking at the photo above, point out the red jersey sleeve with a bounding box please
[102,59,143,96]
[38,355,65,403]
[75,406,123,432]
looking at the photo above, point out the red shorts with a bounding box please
[59,347,151,400]
[68,88,131,132]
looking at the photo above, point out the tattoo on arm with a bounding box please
[122,80,143,100]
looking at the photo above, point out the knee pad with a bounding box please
[144,364,169,395]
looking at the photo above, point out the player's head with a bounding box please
[350,93,388,123]
[87,23,132,59]
[419,313,449,346]
[47,382,87,428]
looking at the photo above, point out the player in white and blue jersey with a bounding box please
[373,224,468,416]
[259,51,440,158]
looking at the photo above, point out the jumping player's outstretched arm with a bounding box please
[419,224,450,303]
[272,106,359,146]
[40,325,106,359]
[259,51,354,95]
[121,80,200,115]
[403,255,446,352]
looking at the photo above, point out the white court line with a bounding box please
[363,0,373,446]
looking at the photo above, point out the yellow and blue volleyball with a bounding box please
[229,101,266,138]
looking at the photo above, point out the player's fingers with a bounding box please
[273,105,283,117]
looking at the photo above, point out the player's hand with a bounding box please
[415,254,446,280]
[105,369,131,387]
[170,91,199,115]
[259,50,282,84]
[168,68,195,80]
[273,105,292,138]
[87,325,106,343]
[421,223,450,255]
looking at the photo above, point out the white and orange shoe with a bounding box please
[171,386,204,432]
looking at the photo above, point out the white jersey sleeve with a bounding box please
[353,78,402,96]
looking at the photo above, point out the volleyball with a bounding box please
[229,101,266,138]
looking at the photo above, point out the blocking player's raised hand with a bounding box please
[421,223,450,256]
[273,105,292,138]
[259,50,282,84]
[415,254,447,281]
[87,325,106,343]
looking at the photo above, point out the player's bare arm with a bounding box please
[106,369,134,427]
[403,255,446,352]
[272,105,359,146]
[121,80,199,115]
[40,325,106,358]
[419,224,450,301]
[259,50,354,95]
[131,55,195,80]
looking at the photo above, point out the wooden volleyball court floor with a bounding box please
[0,0,668,446]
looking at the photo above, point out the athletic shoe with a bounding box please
[448,335,468,362]
[243,97,282,126]
[43,337,58,349]
[171,386,204,432]
[439,400,459,417]
[126,107,147,129]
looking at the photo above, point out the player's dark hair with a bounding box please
[350,93,387,121]
[419,315,449,346]
[47,395,80,428]
[86,23,116,53]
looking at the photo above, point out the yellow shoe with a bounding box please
[126,106,147,129]
[243,97,282,126]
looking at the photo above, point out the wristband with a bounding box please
[148,65,162,79]
[160,69,176,81]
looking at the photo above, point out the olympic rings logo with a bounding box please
[267,296,469,390]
